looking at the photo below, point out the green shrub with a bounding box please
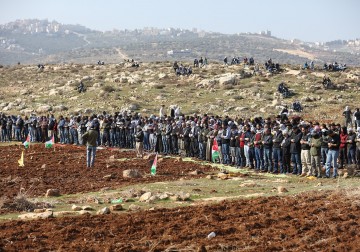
[102,85,115,92]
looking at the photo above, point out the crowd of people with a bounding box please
[1,105,360,178]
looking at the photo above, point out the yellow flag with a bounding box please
[18,151,24,167]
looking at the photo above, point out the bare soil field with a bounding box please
[0,144,215,199]
[0,191,359,251]
[0,143,360,251]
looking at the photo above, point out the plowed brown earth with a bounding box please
[0,144,216,198]
[0,191,359,251]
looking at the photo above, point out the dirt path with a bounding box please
[114,47,128,60]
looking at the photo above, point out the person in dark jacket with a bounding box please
[290,125,303,175]
[325,130,340,178]
[272,125,284,173]
[134,125,144,158]
[281,129,291,174]
[262,127,273,172]
[82,123,99,168]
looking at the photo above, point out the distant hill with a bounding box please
[1,19,360,65]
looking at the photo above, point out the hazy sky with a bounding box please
[1,0,359,42]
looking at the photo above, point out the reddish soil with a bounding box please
[0,191,359,251]
[0,144,216,199]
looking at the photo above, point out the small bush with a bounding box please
[153,84,165,89]
[102,85,115,92]
[233,95,243,100]
[221,85,234,90]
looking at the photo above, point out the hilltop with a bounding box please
[0,61,359,123]
[1,19,360,65]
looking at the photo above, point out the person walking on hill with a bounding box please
[82,123,99,168]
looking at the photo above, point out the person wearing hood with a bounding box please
[82,123,99,168]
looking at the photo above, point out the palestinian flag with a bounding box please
[150,153,158,175]
[212,138,220,162]
[23,134,30,149]
[45,135,55,148]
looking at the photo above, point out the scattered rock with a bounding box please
[277,186,289,193]
[178,192,191,201]
[82,205,94,211]
[18,210,53,220]
[41,164,46,169]
[71,205,82,211]
[36,105,52,113]
[123,169,142,178]
[45,189,60,197]
[139,192,152,202]
[188,170,204,175]
[103,174,116,180]
[217,172,230,180]
[240,180,258,187]
[53,211,75,217]
[110,204,123,211]
[170,195,181,201]
[78,210,92,215]
[128,204,141,211]
[159,192,170,200]
[97,207,110,215]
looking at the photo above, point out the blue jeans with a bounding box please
[254,147,264,170]
[143,132,150,150]
[198,142,204,159]
[15,128,21,141]
[348,147,356,164]
[70,128,78,144]
[86,146,97,167]
[326,149,339,178]
[291,153,302,174]
[222,143,230,164]
[162,136,169,154]
[110,131,116,147]
[1,128,6,141]
[264,148,273,172]
[273,148,282,172]
[321,147,328,166]
[235,147,242,166]
[64,128,70,144]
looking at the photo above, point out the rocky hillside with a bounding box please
[0,61,359,123]
[1,19,360,65]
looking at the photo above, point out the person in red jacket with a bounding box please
[339,126,348,169]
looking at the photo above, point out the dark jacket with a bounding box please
[82,129,98,147]
[135,130,144,142]
[290,130,302,154]
[272,130,284,149]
